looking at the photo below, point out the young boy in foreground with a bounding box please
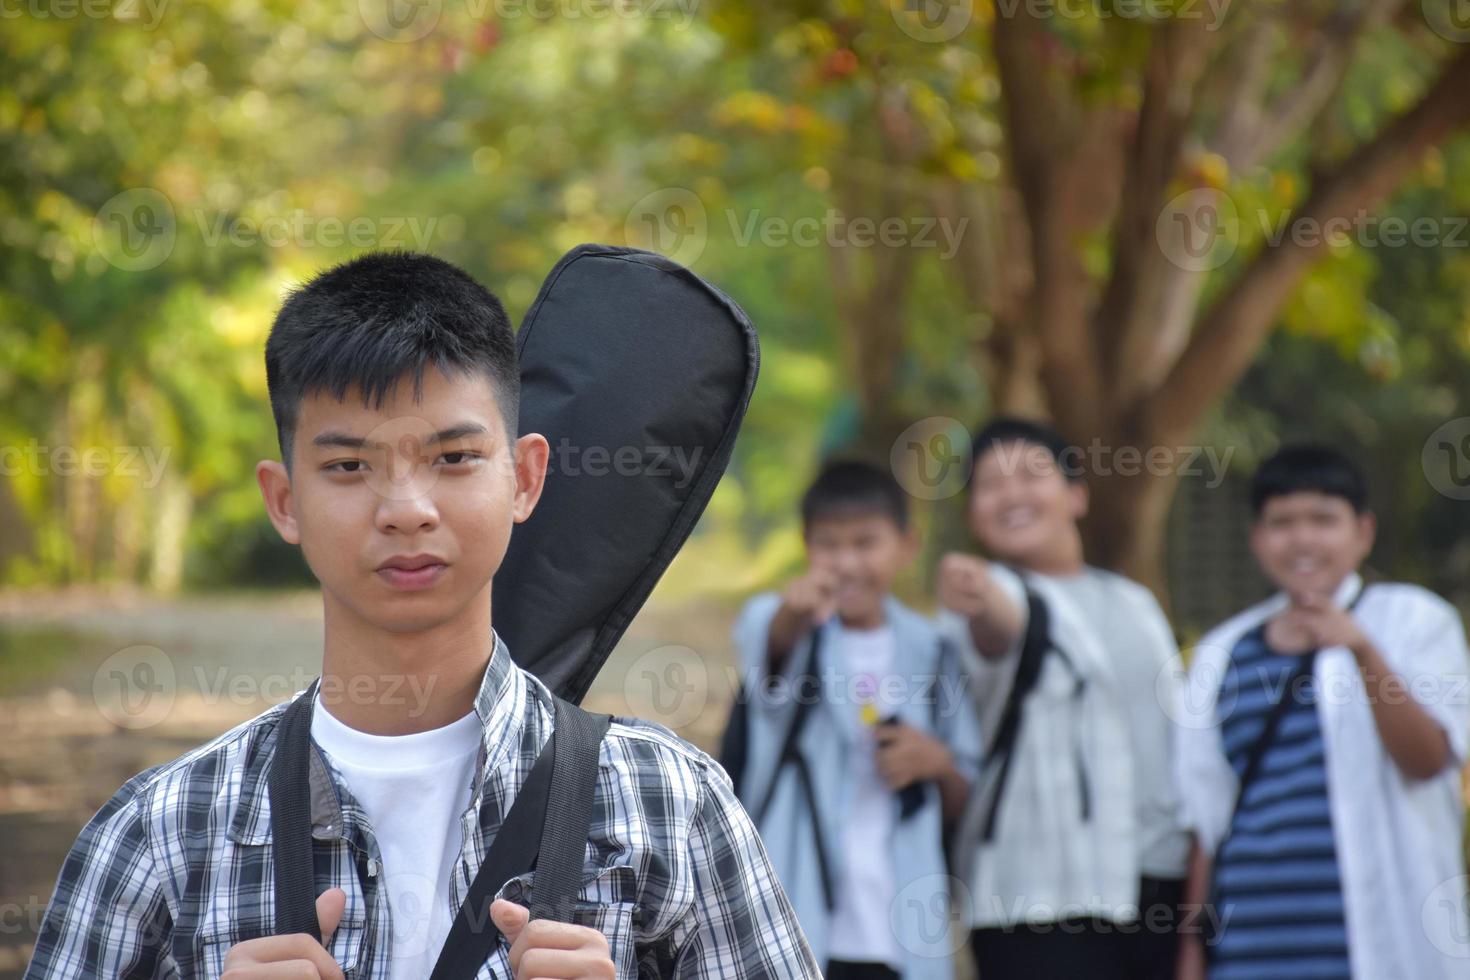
[26,252,820,979]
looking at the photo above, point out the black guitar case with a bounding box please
[492,243,760,702]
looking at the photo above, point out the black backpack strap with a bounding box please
[749,628,836,910]
[530,699,612,921]
[428,728,559,980]
[430,697,610,979]
[268,679,324,941]
[750,628,822,825]
[1225,582,1373,827]
[716,681,750,799]
[978,586,1052,843]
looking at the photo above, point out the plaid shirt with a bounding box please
[26,634,820,979]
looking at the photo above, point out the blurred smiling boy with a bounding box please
[935,417,1191,980]
[1175,445,1469,980]
[731,460,981,980]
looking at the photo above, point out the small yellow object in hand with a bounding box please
[860,702,881,726]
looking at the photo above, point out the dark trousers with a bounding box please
[826,960,901,980]
[969,876,1184,980]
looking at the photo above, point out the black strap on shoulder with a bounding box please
[269,679,324,941]
[530,699,612,921]
[749,628,836,911]
[1227,582,1373,825]
[269,683,610,980]
[427,720,558,980]
[430,697,610,980]
[978,587,1053,843]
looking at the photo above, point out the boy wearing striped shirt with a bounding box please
[1175,445,1469,980]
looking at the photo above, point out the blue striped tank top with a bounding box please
[1208,624,1351,980]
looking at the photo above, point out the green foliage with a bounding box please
[1,2,1468,599]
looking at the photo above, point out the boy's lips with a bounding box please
[375,553,448,591]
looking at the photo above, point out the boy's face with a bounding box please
[1250,491,1375,601]
[803,510,916,626]
[968,440,1086,565]
[256,366,548,635]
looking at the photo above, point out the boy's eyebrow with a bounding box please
[311,422,490,450]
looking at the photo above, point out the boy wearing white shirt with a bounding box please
[26,252,820,980]
[1175,444,1469,980]
[935,417,1191,980]
[732,460,982,980]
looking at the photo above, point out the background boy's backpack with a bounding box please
[718,623,961,909]
[271,244,760,976]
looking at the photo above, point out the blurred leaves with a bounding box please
[1,1,1468,600]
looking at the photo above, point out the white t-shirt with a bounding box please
[826,623,902,967]
[310,697,482,980]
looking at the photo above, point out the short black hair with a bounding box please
[1250,444,1369,515]
[970,416,1082,483]
[265,251,518,472]
[800,460,909,531]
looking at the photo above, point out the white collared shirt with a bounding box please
[938,563,1190,928]
[1175,571,1470,979]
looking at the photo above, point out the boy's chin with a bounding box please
[979,533,1050,567]
[1269,566,1353,599]
[836,597,885,626]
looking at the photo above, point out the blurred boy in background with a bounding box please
[936,417,1191,980]
[1175,445,1469,980]
[730,460,981,980]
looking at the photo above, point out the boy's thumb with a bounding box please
[490,898,530,945]
[316,887,347,947]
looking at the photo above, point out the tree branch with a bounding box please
[1150,46,1470,442]
[1096,16,1220,405]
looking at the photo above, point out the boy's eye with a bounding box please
[438,450,481,466]
[325,459,368,474]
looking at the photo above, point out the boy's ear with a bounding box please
[900,521,922,560]
[511,433,551,523]
[255,459,300,545]
[1068,479,1090,520]
[1355,509,1377,556]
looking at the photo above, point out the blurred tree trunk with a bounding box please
[939,5,1470,596]
[831,84,928,457]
